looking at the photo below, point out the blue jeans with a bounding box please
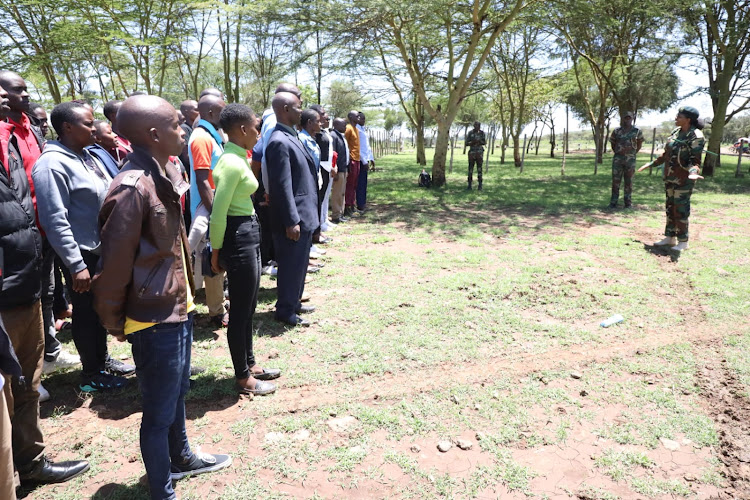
[129,313,194,500]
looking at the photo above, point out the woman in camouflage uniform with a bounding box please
[638,106,705,251]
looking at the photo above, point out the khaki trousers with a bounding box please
[330,172,348,219]
[187,203,226,317]
[1,378,18,499]
[1,301,45,469]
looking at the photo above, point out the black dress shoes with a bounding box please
[275,315,310,327]
[296,305,316,314]
[19,456,90,484]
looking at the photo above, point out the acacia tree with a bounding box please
[682,0,750,175]
[360,0,530,186]
[555,0,679,162]
[489,22,547,166]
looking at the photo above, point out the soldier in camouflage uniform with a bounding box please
[465,121,486,190]
[638,106,705,252]
[608,111,643,208]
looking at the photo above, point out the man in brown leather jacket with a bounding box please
[92,95,230,500]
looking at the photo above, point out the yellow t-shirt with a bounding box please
[124,240,195,335]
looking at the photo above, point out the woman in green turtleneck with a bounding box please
[209,103,280,396]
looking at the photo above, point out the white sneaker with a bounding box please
[310,245,326,255]
[653,236,677,246]
[269,267,278,277]
[38,383,50,403]
[261,265,273,276]
[309,251,321,259]
[43,350,81,374]
[671,241,689,251]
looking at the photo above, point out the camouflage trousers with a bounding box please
[664,180,694,241]
[468,151,483,185]
[611,156,636,206]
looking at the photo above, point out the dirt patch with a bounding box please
[696,339,750,498]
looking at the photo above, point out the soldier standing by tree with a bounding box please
[608,111,643,209]
[466,121,486,190]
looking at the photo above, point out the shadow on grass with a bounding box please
[370,150,750,236]
[90,481,151,499]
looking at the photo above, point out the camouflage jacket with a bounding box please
[609,126,643,158]
[656,127,704,182]
[466,129,486,153]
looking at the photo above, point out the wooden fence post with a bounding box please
[520,134,527,173]
[561,128,566,176]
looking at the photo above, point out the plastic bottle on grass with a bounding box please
[600,314,624,328]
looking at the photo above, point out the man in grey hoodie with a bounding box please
[32,101,134,393]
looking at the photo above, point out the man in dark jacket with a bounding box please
[266,92,318,327]
[93,95,230,500]
[0,84,89,489]
[329,118,349,223]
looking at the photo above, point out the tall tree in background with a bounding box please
[555,0,679,163]
[683,0,750,175]
[490,22,546,167]
[361,0,531,186]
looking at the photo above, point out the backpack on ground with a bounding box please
[418,169,432,188]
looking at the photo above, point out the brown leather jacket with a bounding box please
[93,148,194,336]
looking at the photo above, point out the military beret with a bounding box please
[678,106,699,120]
[623,111,635,118]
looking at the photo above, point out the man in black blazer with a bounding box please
[266,92,318,327]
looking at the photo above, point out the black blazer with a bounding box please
[266,124,319,233]
[330,129,348,173]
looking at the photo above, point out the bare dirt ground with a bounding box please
[25,198,750,500]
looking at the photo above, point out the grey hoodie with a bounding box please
[32,141,111,274]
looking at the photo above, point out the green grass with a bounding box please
[35,146,750,499]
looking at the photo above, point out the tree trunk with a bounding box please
[431,123,452,187]
[549,122,556,158]
[704,97,729,176]
[512,133,521,167]
[416,124,426,166]
[501,126,508,164]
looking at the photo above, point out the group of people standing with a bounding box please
[0,73,375,500]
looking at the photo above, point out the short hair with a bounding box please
[103,100,122,121]
[309,104,325,114]
[28,102,45,114]
[50,101,89,137]
[200,88,223,99]
[129,91,148,96]
[219,103,254,131]
[301,108,320,129]
[92,119,109,134]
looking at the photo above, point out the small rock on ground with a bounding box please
[410,444,421,453]
[327,415,357,433]
[264,432,284,444]
[660,437,680,451]
[437,440,452,453]
[454,438,473,450]
[570,371,583,379]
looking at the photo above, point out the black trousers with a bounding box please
[61,251,109,377]
[41,238,61,361]
[254,201,275,266]
[219,216,261,380]
[272,229,312,321]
